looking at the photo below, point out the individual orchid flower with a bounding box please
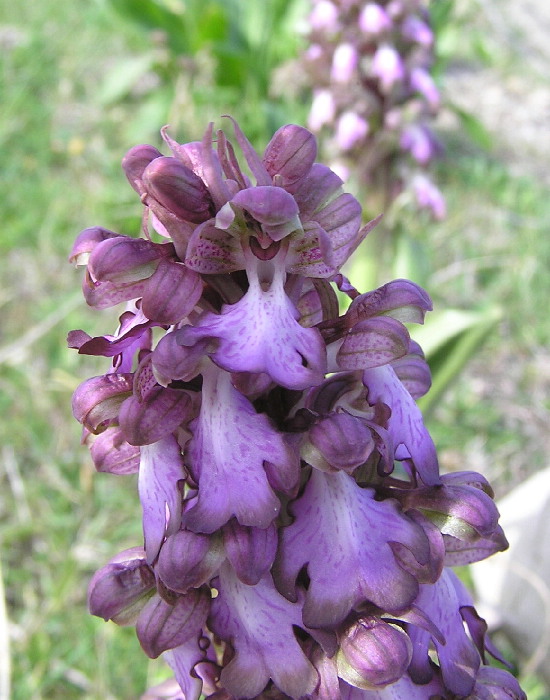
[69,119,524,700]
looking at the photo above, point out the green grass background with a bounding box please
[1,0,549,697]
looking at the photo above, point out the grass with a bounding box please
[1,0,549,697]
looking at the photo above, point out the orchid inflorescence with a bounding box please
[304,0,446,220]
[69,118,524,699]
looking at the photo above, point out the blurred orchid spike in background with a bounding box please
[69,118,525,699]
[304,0,446,221]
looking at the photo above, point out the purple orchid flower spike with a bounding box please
[70,118,525,700]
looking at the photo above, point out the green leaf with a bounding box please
[413,306,502,417]
[99,54,156,105]
[447,102,493,151]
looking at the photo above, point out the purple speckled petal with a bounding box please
[139,436,186,563]
[362,364,440,485]
[337,316,410,370]
[209,563,318,699]
[180,259,326,390]
[310,193,362,269]
[286,221,337,278]
[185,220,246,274]
[408,569,480,696]
[183,366,296,534]
[346,280,432,326]
[443,525,508,566]
[273,469,427,628]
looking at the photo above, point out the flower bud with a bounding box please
[122,144,163,193]
[136,588,210,659]
[157,530,225,592]
[72,373,133,433]
[143,156,212,223]
[87,547,155,625]
[336,616,412,689]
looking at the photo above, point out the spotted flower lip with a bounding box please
[70,117,522,700]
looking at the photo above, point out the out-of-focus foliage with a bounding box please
[102,0,309,142]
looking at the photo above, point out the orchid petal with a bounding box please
[139,436,186,563]
[209,563,318,699]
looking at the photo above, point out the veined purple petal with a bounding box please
[88,427,140,475]
[337,316,411,370]
[340,671,445,698]
[69,226,120,266]
[137,589,210,659]
[221,186,302,242]
[311,193,363,269]
[142,156,213,224]
[293,163,343,221]
[152,330,208,384]
[222,521,278,585]
[87,547,155,626]
[471,666,527,700]
[262,124,317,191]
[158,530,225,593]
[209,563,318,699]
[139,436,186,564]
[390,351,432,400]
[179,258,326,390]
[119,386,194,446]
[346,280,432,326]
[183,366,296,534]
[88,236,171,285]
[273,469,428,628]
[82,270,151,309]
[122,144,163,194]
[142,259,203,324]
[163,635,209,700]
[362,364,440,485]
[306,412,375,473]
[408,569,481,696]
[336,616,412,690]
[72,373,133,433]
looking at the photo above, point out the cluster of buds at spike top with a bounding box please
[304,0,446,220]
[69,119,524,700]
